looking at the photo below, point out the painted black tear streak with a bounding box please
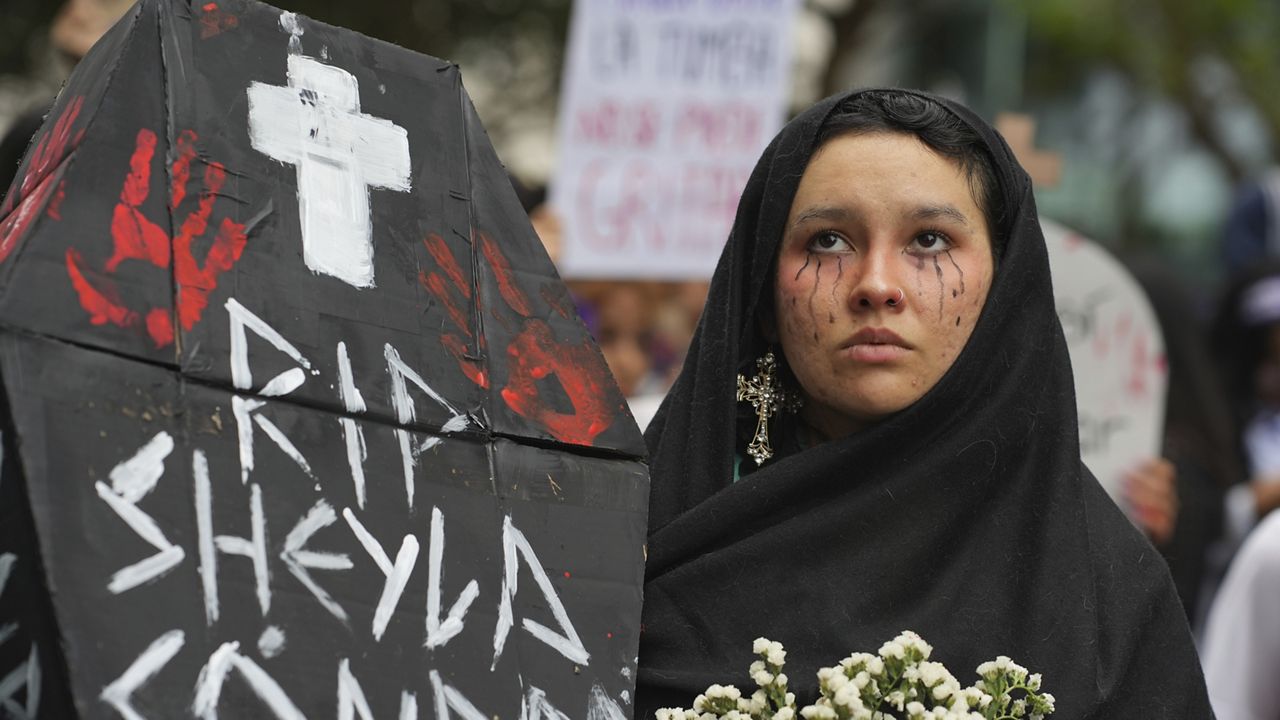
[830,256,844,307]
[795,253,812,282]
[944,250,966,295]
[808,257,822,340]
[932,255,944,321]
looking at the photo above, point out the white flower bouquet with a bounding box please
[656,631,1055,720]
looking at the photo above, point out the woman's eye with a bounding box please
[808,231,850,253]
[910,231,951,254]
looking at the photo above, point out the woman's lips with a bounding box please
[842,328,910,363]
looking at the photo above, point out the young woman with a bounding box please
[635,90,1212,718]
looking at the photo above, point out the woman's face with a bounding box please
[770,131,995,439]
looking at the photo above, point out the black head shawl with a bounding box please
[636,90,1213,719]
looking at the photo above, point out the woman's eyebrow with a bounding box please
[790,206,854,228]
[908,204,970,226]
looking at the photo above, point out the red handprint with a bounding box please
[420,232,488,388]
[66,127,247,348]
[418,230,617,446]
[0,96,85,264]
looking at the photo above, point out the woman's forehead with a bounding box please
[789,133,986,222]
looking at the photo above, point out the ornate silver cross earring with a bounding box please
[736,351,803,465]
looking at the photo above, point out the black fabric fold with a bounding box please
[636,89,1213,719]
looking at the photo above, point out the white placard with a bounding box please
[1043,219,1168,505]
[550,0,799,279]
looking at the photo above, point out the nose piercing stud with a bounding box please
[887,289,904,306]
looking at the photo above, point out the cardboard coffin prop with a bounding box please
[0,1,649,717]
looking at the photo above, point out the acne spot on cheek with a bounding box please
[828,312,835,324]
[956,316,961,326]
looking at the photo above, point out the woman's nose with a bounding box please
[849,251,905,309]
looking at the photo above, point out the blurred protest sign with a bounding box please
[551,0,799,279]
[1044,220,1168,505]
[0,0,648,716]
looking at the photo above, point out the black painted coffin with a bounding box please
[0,1,649,717]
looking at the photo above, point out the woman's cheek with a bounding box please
[774,287,806,340]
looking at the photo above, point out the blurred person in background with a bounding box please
[510,175,562,266]
[1210,262,1280,548]
[569,280,669,429]
[1199,509,1280,720]
[1127,258,1243,628]
[1,0,137,196]
[1222,171,1280,275]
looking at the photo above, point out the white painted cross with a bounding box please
[248,55,411,289]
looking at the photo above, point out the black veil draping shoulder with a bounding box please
[636,90,1213,719]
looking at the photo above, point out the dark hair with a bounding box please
[816,91,1005,258]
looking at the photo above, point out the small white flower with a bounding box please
[906,701,926,716]
[692,695,708,712]
[853,671,870,690]
[753,638,771,655]
[799,704,837,720]
[879,641,906,660]
[775,708,795,720]
[768,643,787,667]
[753,670,775,687]
[775,674,788,688]
[842,653,874,672]
[866,656,885,676]
[1027,673,1042,691]
[895,631,933,659]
